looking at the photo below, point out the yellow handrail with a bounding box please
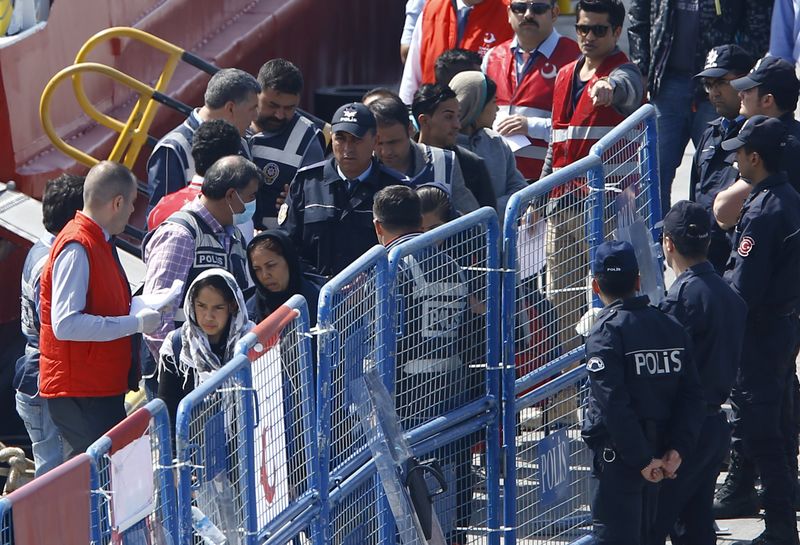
[40,62,159,168]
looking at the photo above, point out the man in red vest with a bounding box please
[39,162,163,457]
[399,0,514,104]
[543,0,644,355]
[483,0,579,181]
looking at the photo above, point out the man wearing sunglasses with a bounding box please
[399,0,513,104]
[482,0,579,180]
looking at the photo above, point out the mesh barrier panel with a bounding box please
[329,474,383,545]
[0,500,10,545]
[176,357,256,545]
[513,369,592,544]
[89,400,178,545]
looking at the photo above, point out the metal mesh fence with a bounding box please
[176,357,256,545]
[329,472,383,545]
[88,399,178,545]
[513,368,592,544]
[0,500,10,545]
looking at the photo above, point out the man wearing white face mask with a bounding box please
[142,155,259,363]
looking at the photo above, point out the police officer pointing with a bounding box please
[721,116,800,545]
[582,240,703,545]
[651,201,747,545]
[279,102,408,277]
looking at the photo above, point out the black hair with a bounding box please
[368,96,411,129]
[204,68,260,109]
[756,84,800,114]
[373,185,422,232]
[743,143,784,174]
[42,173,85,235]
[485,77,498,105]
[664,229,710,260]
[576,0,625,29]
[595,272,638,299]
[192,120,243,176]
[417,185,453,221]
[257,59,304,96]
[412,83,458,121]
[434,48,483,85]
[362,87,402,103]
[202,156,264,200]
[192,275,237,305]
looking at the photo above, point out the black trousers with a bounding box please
[649,412,729,545]
[48,395,126,458]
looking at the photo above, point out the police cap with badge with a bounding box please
[331,102,377,137]
[720,114,787,153]
[730,55,800,97]
[694,44,755,79]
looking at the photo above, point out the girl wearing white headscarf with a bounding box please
[450,70,529,219]
[157,268,254,426]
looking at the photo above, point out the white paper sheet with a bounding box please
[129,279,184,316]
[501,134,531,153]
[110,435,156,533]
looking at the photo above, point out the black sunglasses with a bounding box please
[575,23,612,37]
[509,2,552,15]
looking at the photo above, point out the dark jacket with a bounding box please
[628,0,772,97]
[246,229,323,324]
[453,145,497,211]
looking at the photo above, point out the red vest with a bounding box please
[147,182,201,231]
[550,50,631,174]
[39,212,133,398]
[485,35,580,180]
[419,0,513,85]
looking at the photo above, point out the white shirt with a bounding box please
[401,0,428,45]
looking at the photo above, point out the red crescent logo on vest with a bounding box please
[541,62,558,79]
[738,236,755,257]
[483,32,496,45]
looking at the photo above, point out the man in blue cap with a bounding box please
[720,115,800,545]
[689,45,755,274]
[582,239,703,545]
[279,102,408,277]
[651,200,747,544]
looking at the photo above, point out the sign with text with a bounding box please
[537,428,571,508]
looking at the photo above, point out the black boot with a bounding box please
[713,450,760,519]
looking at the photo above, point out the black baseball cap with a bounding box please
[331,102,376,138]
[721,115,787,152]
[657,200,710,241]
[731,55,800,94]
[694,45,755,79]
[591,240,639,276]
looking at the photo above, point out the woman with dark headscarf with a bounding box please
[246,229,323,324]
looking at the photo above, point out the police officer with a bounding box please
[689,45,755,274]
[582,240,703,545]
[720,116,800,545]
[650,201,747,545]
[279,102,408,277]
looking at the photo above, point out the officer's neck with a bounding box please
[746,168,771,187]
[668,253,704,277]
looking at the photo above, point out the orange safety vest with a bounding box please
[485,35,580,180]
[419,0,513,85]
[39,212,133,398]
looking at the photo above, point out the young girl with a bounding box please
[157,268,254,425]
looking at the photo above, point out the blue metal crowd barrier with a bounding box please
[87,398,178,544]
[0,498,10,545]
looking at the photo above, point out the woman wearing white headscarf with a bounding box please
[157,268,254,425]
[450,70,529,218]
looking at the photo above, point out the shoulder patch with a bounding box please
[737,236,755,257]
[277,203,289,226]
[586,357,605,373]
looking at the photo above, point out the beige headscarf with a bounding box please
[449,70,489,128]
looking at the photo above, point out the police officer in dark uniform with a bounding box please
[650,201,747,545]
[689,45,754,274]
[279,102,408,277]
[721,116,800,545]
[582,240,704,545]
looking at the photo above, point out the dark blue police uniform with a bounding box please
[651,201,747,545]
[583,241,704,545]
[721,116,800,544]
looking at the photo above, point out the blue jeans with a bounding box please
[15,391,65,477]
[653,72,717,216]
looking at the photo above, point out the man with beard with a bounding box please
[248,59,325,230]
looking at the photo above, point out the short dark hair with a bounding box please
[664,231,710,260]
[192,120,243,176]
[204,68,260,109]
[42,173,85,235]
[434,48,482,85]
[202,156,264,200]
[257,59,304,96]
[743,143,784,174]
[576,0,625,29]
[756,85,800,114]
[412,83,458,121]
[362,87,401,103]
[417,185,453,221]
[595,271,638,299]
[485,77,498,104]
[373,185,422,232]
[368,96,411,129]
